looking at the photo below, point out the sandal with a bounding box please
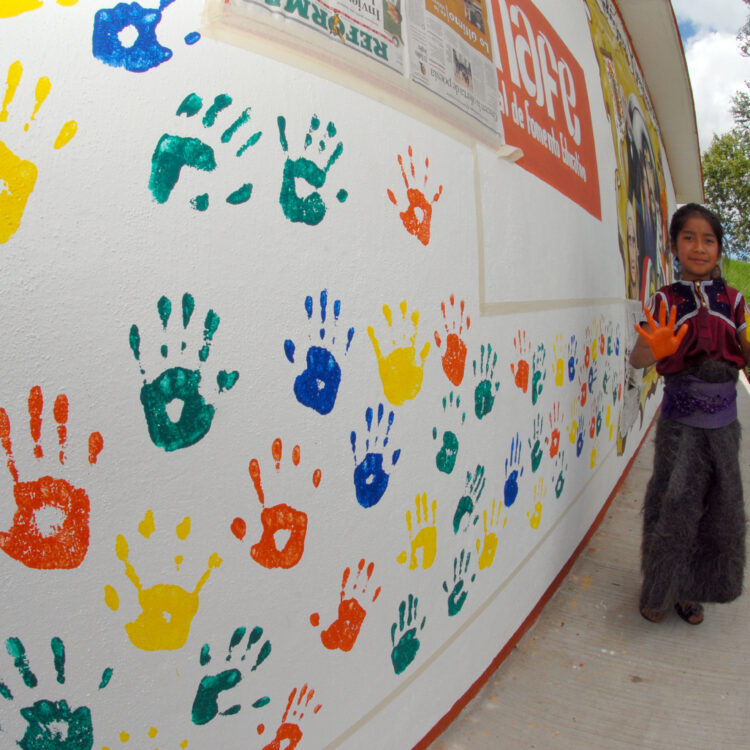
[640,607,665,623]
[674,601,704,625]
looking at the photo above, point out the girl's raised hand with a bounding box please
[634,305,688,360]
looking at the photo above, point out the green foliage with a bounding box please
[703,129,750,260]
[702,1,750,260]
[723,256,750,299]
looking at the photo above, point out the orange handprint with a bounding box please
[387,145,443,246]
[434,295,470,386]
[311,559,381,652]
[510,330,531,393]
[0,386,102,569]
[634,304,688,360]
[232,438,321,570]
[546,401,563,458]
[261,684,321,750]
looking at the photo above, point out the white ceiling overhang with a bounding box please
[615,0,703,202]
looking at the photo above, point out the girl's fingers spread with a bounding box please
[634,323,648,339]
[644,307,657,331]
[658,303,667,328]
[668,306,677,328]
[675,323,689,344]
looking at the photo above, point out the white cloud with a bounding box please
[671,0,747,35]
[683,30,750,151]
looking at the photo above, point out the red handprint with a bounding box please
[0,386,103,569]
[434,295,470,386]
[311,558,381,652]
[231,438,321,570]
[546,401,563,459]
[510,330,531,393]
[261,684,322,750]
[387,145,443,246]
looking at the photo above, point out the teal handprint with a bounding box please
[453,464,486,534]
[129,293,239,452]
[531,343,546,405]
[149,92,262,211]
[442,549,475,616]
[432,391,465,475]
[472,343,499,419]
[528,413,544,473]
[277,114,347,225]
[191,626,271,726]
[0,636,112,750]
[390,595,426,675]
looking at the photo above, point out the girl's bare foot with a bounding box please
[640,607,665,623]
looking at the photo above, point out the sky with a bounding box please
[671,0,750,152]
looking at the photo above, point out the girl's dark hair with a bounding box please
[669,203,724,253]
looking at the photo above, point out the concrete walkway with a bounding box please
[429,378,750,750]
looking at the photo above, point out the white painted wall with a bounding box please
[0,1,670,748]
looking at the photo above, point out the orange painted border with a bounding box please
[413,411,658,750]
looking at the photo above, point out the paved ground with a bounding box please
[429,378,750,750]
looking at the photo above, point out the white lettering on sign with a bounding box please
[495,0,582,145]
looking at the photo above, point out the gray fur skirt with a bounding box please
[640,375,746,610]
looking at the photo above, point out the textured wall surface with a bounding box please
[0,1,673,747]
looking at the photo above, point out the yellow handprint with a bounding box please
[476,498,504,570]
[397,493,437,570]
[0,60,77,243]
[368,300,430,406]
[0,0,77,17]
[105,511,222,651]
[527,478,546,529]
[552,334,565,386]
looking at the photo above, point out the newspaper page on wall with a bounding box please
[407,0,501,133]
[226,0,406,73]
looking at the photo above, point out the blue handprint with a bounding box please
[129,293,239,452]
[284,290,354,415]
[576,420,585,457]
[442,549,475,616]
[503,432,524,507]
[278,114,347,225]
[452,464,486,534]
[93,0,199,73]
[567,335,578,382]
[350,404,400,509]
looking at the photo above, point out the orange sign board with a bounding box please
[491,0,601,219]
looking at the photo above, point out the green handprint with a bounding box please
[277,114,347,225]
[1,636,112,750]
[129,293,238,452]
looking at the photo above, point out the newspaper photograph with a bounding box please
[227,0,406,73]
[407,0,501,133]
